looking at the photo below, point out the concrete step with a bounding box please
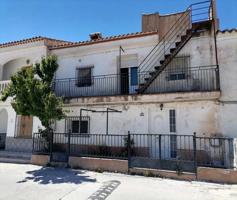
[50,161,68,168]
[52,152,68,162]
[0,151,31,164]
[0,157,31,164]
[0,151,31,160]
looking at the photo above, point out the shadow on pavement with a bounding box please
[17,167,96,185]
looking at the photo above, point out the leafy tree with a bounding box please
[1,55,65,132]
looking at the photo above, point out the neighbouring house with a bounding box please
[0,1,237,178]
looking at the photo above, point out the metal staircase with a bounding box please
[137,1,214,93]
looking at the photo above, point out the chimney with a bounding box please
[89,32,103,41]
[142,13,160,33]
[211,0,220,29]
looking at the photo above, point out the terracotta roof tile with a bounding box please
[0,36,72,49]
[49,31,158,50]
[0,31,158,50]
[217,28,237,34]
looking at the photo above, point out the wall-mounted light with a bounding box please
[140,112,144,117]
[160,103,164,111]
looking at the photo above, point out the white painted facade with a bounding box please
[0,28,236,141]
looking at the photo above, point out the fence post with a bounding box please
[127,131,131,172]
[49,130,53,162]
[32,133,35,153]
[68,79,71,98]
[193,132,197,174]
[158,134,162,161]
[67,129,71,162]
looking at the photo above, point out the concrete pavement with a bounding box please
[0,163,237,200]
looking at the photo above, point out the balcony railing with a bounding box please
[0,80,10,95]
[53,65,219,98]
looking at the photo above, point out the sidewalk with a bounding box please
[0,163,236,200]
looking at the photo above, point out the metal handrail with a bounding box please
[138,1,212,74]
[54,65,217,82]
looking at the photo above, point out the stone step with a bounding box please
[0,151,31,160]
[50,161,68,168]
[0,151,31,164]
[52,152,68,162]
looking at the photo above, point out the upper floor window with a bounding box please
[167,56,190,81]
[76,67,93,87]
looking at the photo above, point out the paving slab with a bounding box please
[0,163,237,200]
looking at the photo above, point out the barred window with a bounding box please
[169,110,176,133]
[167,56,190,81]
[66,116,90,134]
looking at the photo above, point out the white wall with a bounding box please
[217,31,237,137]
[146,32,217,93]
[0,41,48,137]
[0,42,47,81]
[0,108,8,133]
[55,100,219,137]
[51,35,158,97]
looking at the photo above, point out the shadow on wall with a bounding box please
[17,167,96,185]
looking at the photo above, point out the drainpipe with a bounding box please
[211,0,220,90]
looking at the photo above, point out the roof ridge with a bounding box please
[0,36,72,49]
[217,28,237,34]
[50,31,158,50]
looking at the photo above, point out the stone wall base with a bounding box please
[69,156,128,173]
[130,167,196,181]
[30,154,237,184]
[31,154,50,166]
[197,167,237,184]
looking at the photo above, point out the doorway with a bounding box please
[120,68,129,95]
[120,67,138,95]
[16,116,33,139]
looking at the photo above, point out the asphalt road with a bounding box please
[0,163,237,200]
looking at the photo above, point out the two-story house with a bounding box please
[0,1,237,169]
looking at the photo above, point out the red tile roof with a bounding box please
[217,28,237,34]
[0,36,72,49]
[49,31,158,50]
[0,31,157,50]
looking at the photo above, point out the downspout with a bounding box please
[211,0,220,90]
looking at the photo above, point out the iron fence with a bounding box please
[32,132,234,172]
[70,134,128,159]
[129,133,233,172]
[53,65,218,98]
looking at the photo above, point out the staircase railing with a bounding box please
[138,1,212,76]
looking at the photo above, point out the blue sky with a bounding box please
[0,0,236,43]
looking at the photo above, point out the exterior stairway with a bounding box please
[136,1,213,93]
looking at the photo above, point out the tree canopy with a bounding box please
[1,55,65,130]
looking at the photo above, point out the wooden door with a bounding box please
[19,116,33,139]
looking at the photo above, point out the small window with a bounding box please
[67,117,90,134]
[169,110,177,158]
[71,120,89,134]
[167,56,190,81]
[76,67,92,87]
[169,73,186,81]
[80,121,89,134]
[72,120,79,133]
[169,110,176,133]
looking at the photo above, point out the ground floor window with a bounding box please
[66,116,90,134]
[169,110,177,158]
